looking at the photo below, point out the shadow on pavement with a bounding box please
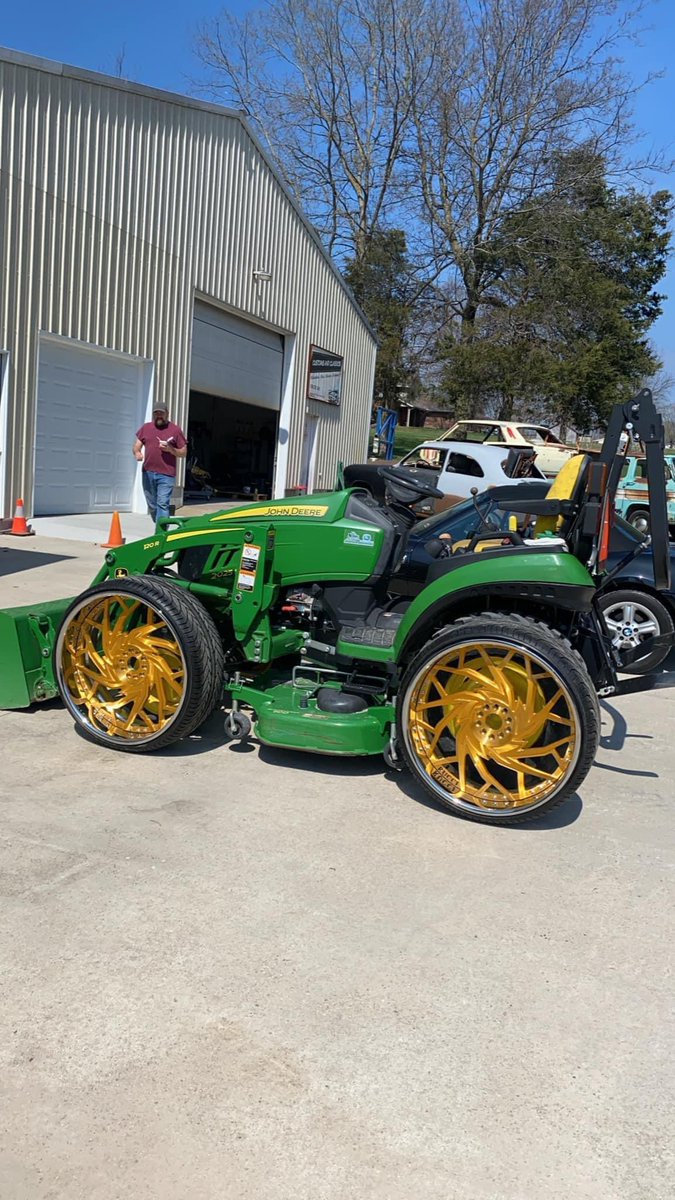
[66,707,583,827]
[596,698,658,779]
[0,546,76,576]
[616,646,675,695]
[259,740,583,828]
[256,742,386,777]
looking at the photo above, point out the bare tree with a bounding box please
[643,363,675,406]
[195,0,450,260]
[114,44,127,79]
[411,0,661,339]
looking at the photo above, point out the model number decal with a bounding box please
[143,540,160,550]
[344,530,375,547]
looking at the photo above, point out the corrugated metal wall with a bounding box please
[0,50,376,515]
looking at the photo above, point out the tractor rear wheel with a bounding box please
[55,576,225,751]
[397,613,599,825]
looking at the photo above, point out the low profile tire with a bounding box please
[599,588,674,675]
[55,575,225,752]
[628,508,650,535]
[397,613,600,825]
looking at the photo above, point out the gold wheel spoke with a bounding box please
[518,689,567,739]
[443,665,497,691]
[467,755,510,804]
[492,753,558,782]
[132,620,169,639]
[514,735,572,759]
[120,690,153,731]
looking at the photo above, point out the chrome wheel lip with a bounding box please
[55,589,188,747]
[601,599,660,655]
[402,637,582,817]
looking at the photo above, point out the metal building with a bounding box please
[0,47,376,521]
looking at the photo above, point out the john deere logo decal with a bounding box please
[344,530,375,547]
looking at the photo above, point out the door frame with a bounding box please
[0,351,9,521]
[273,332,294,498]
[300,412,319,493]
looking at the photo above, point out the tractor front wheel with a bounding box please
[397,613,600,824]
[55,576,225,751]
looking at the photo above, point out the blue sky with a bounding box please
[2,0,674,376]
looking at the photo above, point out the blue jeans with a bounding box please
[142,471,174,524]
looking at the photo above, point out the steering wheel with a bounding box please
[379,465,444,500]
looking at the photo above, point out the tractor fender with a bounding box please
[393,550,595,661]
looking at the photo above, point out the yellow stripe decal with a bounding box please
[210,504,329,521]
[166,528,219,543]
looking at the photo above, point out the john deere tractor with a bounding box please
[0,391,670,825]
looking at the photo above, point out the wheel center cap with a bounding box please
[475,702,513,745]
[115,652,148,679]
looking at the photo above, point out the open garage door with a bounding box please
[34,336,151,515]
[191,301,283,409]
[188,302,284,501]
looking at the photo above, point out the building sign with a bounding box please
[307,345,344,406]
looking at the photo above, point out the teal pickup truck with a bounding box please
[615,455,675,534]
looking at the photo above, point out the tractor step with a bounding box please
[339,624,397,648]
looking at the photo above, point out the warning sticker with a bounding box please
[238,544,261,590]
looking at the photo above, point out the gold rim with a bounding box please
[405,641,579,811]
[58,593,186,742]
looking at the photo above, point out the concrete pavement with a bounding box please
[0,537,673,1199]
[28,501,242,545]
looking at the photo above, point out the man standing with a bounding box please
[133,404,188,524]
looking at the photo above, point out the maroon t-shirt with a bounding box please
[136,421,187,477]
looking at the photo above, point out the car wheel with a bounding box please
[55,576,225,751]
[397,613,600,825]
[599,588,674,675]
[628,508,650,535]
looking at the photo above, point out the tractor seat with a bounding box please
[534,454,590,545]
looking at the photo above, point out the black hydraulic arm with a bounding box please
[598,389,671,592]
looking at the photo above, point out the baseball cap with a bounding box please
[153,403,169,414]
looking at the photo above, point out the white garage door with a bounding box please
[190,301,283,410]
[34,336,150,515]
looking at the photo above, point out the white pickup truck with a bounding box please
[438,419,577,477]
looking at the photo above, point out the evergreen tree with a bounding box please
[344,229,419,409]
[438,155,671,429]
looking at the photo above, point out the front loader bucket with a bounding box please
[0,597,73,709]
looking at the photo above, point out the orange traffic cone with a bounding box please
[7,498,35,537]
[101,511,125,548]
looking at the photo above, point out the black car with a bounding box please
[392,482,675,675]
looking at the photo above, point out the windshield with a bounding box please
[516,425,548,444]
[447,423,503,443]
[400,447,447,470]
[414,494,505,540]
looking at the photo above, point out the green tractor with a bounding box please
[1,391,671,825]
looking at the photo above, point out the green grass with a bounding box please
[392,425,442,457]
